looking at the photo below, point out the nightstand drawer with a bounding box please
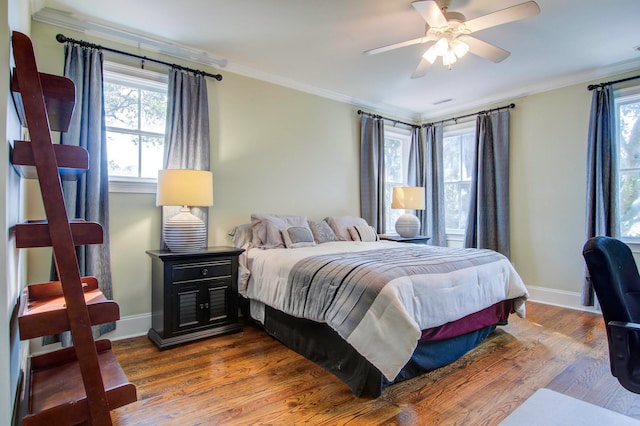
[172,260,232,283]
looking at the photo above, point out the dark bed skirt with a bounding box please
[260,304,498,397]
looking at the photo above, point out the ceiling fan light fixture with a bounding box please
[423,46,438,64]
[433,37,449,56]
[365,0,541,78]
[443,49,457,67]
[450,39,469,58]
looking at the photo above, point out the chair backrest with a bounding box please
[583,236,640,324]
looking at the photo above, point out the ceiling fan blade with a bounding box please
[461,36,510,63]
[411,58,432,79]
[464,1,540,33]
[364,36,433,56]
[412,1,448,28]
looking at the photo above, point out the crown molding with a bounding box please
[223,61,422,121]
[31,7,228,68]
[420,57,640,120]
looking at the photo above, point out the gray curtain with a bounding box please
[48,44,113,345]
[464,109,511,257]
[408,124,446,245]
[161,69,211,249]
[582,85,619,306]
[360,115,386,232]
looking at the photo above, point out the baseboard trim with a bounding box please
[29,313,151,354]
[526,285,601,314]
[101,312,152,341]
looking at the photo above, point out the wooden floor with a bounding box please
[110,302,640,425]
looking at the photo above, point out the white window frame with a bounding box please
[103,61,168,194]
[383,126,412,234]
[615,84,640,245]
[443,120,476,238]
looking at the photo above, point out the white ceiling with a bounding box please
[33,0,640,119]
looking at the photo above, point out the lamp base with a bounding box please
[395,213,421,238]
[163,207,206,252]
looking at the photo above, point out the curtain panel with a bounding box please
[582,85,619,306]
[51,44,113,344]
[161,69,211,249]
[360,115,386,232]
[464,109,511,257]
[408,124,446,246]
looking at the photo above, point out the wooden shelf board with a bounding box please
[18,280,120,340]
[15,220,104,248]
[11,70,75,132]
[23,340,137,425]
[10,141,88,179]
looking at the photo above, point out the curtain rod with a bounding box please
[587,74,640,91]
[357,110,419,128]
[55,33,223,81]
[422,103,515,128]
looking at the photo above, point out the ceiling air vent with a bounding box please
[433,98,453,105]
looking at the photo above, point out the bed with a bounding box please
[230,215,528,397]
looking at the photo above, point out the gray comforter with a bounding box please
[246,241,528,380]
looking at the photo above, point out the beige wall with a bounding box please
[24,20,640,327]
[509,85,592,294]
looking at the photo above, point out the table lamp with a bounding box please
[391,186,425,238]
[157,169,213,252]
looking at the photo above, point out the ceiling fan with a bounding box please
[364,0,540,78]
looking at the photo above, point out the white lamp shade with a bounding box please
[156,169,213,207]
[391,187,425,210]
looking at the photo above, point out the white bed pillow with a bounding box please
[348,225,379,242]
[251,214,308,248]
[228,223,253,248]
[281,226,316,248]
[325,216,369,241]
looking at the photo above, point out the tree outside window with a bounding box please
[617,87,640,239]
[103,63,168,183]
[443,123,475,234]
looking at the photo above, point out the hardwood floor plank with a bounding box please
[110,302,640,425]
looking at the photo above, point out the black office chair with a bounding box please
[583,236,640,393]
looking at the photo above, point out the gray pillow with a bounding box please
[309,220,337,244]
[281,226,316,248]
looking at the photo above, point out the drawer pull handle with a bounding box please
[200,303,204,309]
[201,268,209,276]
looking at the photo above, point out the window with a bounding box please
[383,127,412,233]
[616,85,640,240]
[443,122,475,235]
[103,62,168,192]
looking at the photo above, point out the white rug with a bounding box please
[499,388,640,426]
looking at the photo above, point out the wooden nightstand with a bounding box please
[146,246,244,349]
[379,234,431,244]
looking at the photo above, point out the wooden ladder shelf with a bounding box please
[11,31,136,425]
